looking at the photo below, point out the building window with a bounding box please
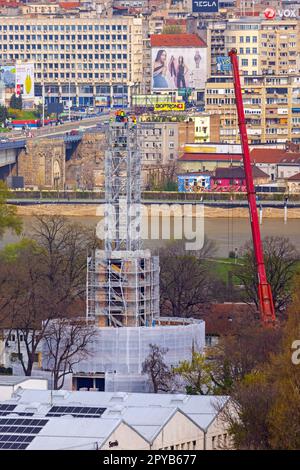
[212,436,216,449]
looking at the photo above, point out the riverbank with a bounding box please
[15,203,300,218]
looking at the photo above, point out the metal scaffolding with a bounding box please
[105,120,142,252]
[87,115,160,327]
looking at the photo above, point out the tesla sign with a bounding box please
[192,0,219,13]
[264,7,296,19]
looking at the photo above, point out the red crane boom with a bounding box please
[228,48,276,325]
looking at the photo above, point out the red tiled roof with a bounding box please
[59,2,80,9]
[279,155,300,164]
[288,172,300,181]
[250,148,285,163]
[249,148,300,164]
[0,0,20,7]
[193,303,255,336]
[179,153,242,162]
[150,33,207,48]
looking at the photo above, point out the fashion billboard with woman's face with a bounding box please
[151,47,207,91]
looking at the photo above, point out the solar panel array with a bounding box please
[0,404,34,417]
[46,405,106,418]
[0,418,48,450]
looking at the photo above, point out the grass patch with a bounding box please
[8,108,38,120]
[205,257,243,285]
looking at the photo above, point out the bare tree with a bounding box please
[235,236,298,316]
[0,215,96,376]
[142,344,174,393]
[159,238,216,317]
[43,318,97,390]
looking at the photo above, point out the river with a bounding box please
[1,215,300,257]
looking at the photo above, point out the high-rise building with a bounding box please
[0,16,148,107]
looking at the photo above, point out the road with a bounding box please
[6,113,109,141]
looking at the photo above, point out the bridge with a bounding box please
[0,133,84,169]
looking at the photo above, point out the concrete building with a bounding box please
[287,171,300,192]
[193,114,220,143]
[0,388,232,450]
[0,16,147,106]
[205,74,300,144]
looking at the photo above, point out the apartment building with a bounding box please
[0,16,147,106]
[206,74,300,144]
[138,117,194,187]
[225,19,261,76]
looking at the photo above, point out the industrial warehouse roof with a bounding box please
[0,389,229,450]
[0,376,46,387]
[179,153,242,162]
[27,417,121,450]
[150,34,207,48]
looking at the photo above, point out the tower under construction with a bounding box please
[87,112,160,327]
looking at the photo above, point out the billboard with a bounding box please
[132,94,174,107]
[192,0,219,13]
[216,56,231,73]
[95,96,110,107]
[0,65,16,88]
[15,62,34,99]
[152,47,207,91]
[178,174,211,193]
[154,102,185,112]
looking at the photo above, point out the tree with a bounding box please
[43,318,97,389]
[235,236,298,316]
[174,352,215,395]
[0,181,22,239]
[210,314,282,393]
[218,372,276,449]
[217,276,300,449]
[0,105,8,124]
[159,238,216,317]
[10,93,22,110]
[0,215,96,376]
[142,344,174,393]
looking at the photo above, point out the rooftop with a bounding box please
[179,153,242,162]
[150,33,207,48]
[214,165,269,179]
[0,390,230,449]
[288,172,300,181]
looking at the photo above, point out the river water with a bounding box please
[1,215,300,257]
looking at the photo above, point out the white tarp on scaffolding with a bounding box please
[71,321,205,375]
[40,319,205,392]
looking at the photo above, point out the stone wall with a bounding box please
[18,138,65,189]
[65,132,106,190]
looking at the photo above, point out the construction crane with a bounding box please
[228,48,276,325]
